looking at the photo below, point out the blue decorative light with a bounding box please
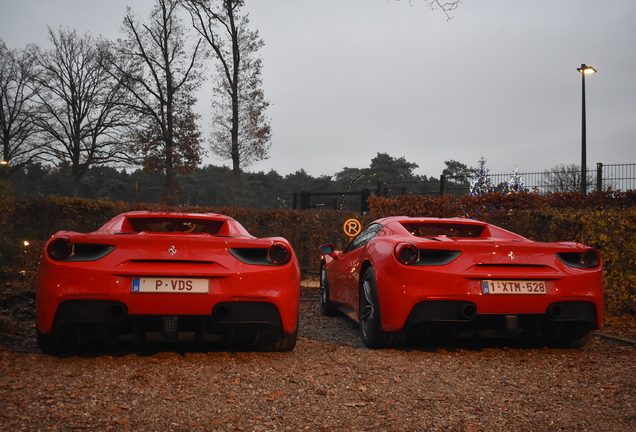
[470,156,494,196]
[503,166,525,194]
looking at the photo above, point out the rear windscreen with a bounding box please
[127,217,225,234]
[401,222,485,238]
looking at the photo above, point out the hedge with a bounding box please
[1,191,635,314]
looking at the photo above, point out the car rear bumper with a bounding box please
[404,299,597,327]
[376,269,603,332]
[403,299,599,344]
[48,299,287,344]
[36,263,300,335]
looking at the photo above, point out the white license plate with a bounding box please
[481,280,546,295]
[132,277,209,293]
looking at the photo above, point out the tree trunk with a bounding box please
[229,0,242,207]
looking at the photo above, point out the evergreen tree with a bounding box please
[503,166,525,194]
[470,156,494,195]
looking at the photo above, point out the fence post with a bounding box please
[376,181,383,197]
[361,189,371,212]
[300,191,311,210]
[440,175,446,197]
[596,163,603,192]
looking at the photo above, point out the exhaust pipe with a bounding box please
[213,304,230,320]
[548,304,563,319]
[460,303,477,320]
[107,303,127,320]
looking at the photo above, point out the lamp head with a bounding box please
[577,64,597,74]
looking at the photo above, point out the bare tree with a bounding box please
[129,92,202,186]
[394,0,462,20]
[181,0,272,205]
[0,39,41,179]
[541,164,594,193]
[110,0,204,204]
[30,28,131,197]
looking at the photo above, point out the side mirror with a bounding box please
[318,243,336,255]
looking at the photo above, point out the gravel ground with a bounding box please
[0,281,635,431]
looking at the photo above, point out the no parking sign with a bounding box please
[343,218,362,238]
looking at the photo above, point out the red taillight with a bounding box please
[268,243,291,266]
[582,249,600,268]
[47,238,73,261]
[394,242,418,265]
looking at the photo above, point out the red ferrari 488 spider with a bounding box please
[319,216,603,349]
[36,211,300,353]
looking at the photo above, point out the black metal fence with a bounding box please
[294,163,635,210]
[293,190,372,211]
[387,163,636,197]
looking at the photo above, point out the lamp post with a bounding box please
[0,159,7,180]
[577,63,596,194]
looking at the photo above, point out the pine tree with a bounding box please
[470,156,494,195]
[504,166,525,194]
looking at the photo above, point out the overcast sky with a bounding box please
[1,0,634,178]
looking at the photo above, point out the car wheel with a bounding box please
[257,329,298,352]
[319,264,338,316]
[359,267,406,349]
[36,325,80,355]
[550,324,594,349]
[36,328,58,355]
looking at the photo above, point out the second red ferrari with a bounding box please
[319,216,603,349]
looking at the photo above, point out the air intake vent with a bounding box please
[415,250,461,266]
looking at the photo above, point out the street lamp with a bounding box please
[577,63,597,194]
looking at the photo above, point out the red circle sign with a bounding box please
[343,219,362,237]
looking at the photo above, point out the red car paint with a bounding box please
[36,211,300,353]
[319,216,603,349]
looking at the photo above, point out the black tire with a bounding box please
[256,329,298,352]
[36,323,81,355]
[359,267,406,349]
[550,324,594,349]
[36,328,58,355]
[319,264,338,316]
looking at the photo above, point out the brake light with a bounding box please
[394,242,418,265]
[47,238,73,261]
[268,243,292,266]
[556,249,601,269]
[582,249,600,268]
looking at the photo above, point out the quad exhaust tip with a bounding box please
[460,303,477,320]
[213,304,230,320]
[548,304,563,319]
[107,303,127,320]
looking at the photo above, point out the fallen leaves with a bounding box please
[0,287,635,431]
[344,402,367,407]
[112,418,133,426]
